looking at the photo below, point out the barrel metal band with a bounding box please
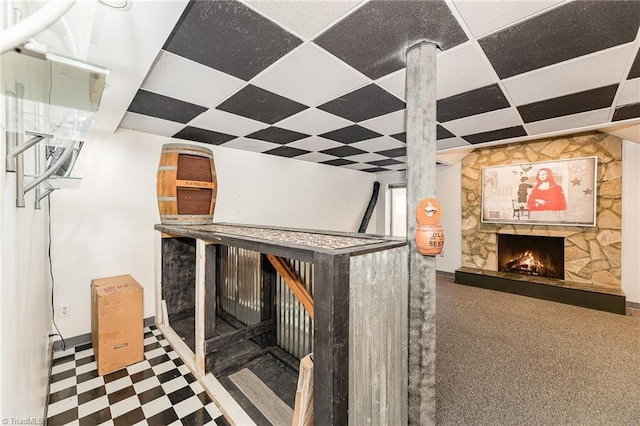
[158,166,178,171]
[161,149,213,157]
[160,215,213,218]
[157,197,177,201]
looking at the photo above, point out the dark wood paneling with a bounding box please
[161,237,196,316]
[205,320,274,354]
[210,348,270,377]
[260,254,277,348]
[177,154,213,181]
[177,188,213,215]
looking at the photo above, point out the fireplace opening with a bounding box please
[498,234,564,279]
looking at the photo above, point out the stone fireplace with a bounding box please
[455,132,625,314]
[498,234,564,279]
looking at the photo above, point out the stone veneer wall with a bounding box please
[461,132,622,289]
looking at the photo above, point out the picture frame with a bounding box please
[481,157,598,226]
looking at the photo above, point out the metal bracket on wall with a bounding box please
[4,82,84,209]
[5,126,77,208]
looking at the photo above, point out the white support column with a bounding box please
[405,41,437,425]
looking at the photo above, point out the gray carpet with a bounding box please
[436,274,640,425]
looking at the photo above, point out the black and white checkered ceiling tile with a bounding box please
[120,0,640,173]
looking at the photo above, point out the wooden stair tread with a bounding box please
[229,368,293,426]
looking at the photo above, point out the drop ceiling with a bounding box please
[113,0,640,173]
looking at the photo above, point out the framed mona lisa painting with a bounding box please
[481,157,598,226]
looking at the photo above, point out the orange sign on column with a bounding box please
[416,198,445,256]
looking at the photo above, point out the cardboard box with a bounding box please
[91,274,144,375]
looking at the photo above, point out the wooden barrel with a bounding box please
[157,143,217,225]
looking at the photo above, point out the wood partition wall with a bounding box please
[155,222,409,425]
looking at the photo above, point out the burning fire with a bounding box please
[506,251,545,276]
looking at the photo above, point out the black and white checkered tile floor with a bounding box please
[47,326,230,425]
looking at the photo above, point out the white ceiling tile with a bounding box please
[246,0,364,39]
[376,69,406,101]
[437,137,471,150]
[350,136,405,152]
[377,45,496,101]
[525,108,611,135]
[220,138,280,153]
[441,107,521,136]
[436,42,496,99]
[344,152,388,163]
[189,109,268,136]
[141,50,246,108]
[341,162,373,171]
[386,163,408,171]
[617,77,640,106]
[360,109,407,135]
[503,43,635,106]
[295,152,340,163]
[119,112,184,136]
[252,43,370,106]
[452,0,565,38]
[276,108,353,135]
[287,136,344,151]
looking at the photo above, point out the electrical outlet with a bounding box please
[59,304,70,317]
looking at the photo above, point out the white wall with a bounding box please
[622,140,640,304]
[435,162,462,273]
[51,128,378,339]
[1,130,52,420]
[374,164,462,273]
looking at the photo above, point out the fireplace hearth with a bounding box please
[498,234,564,279]
[455,232,626,314]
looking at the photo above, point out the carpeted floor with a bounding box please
[436,274,640,426]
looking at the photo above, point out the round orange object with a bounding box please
[416,224,445,256]
[416,198,442,225]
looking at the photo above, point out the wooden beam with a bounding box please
[205,244,217,340]
[266,254,314,319]
[229,369,294,426]
[293,354,314,426]
[217,309,245,330]
[195,239,206,377]
[313,252,350,425]
[211,348,269,376]
[204,319,274,354]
